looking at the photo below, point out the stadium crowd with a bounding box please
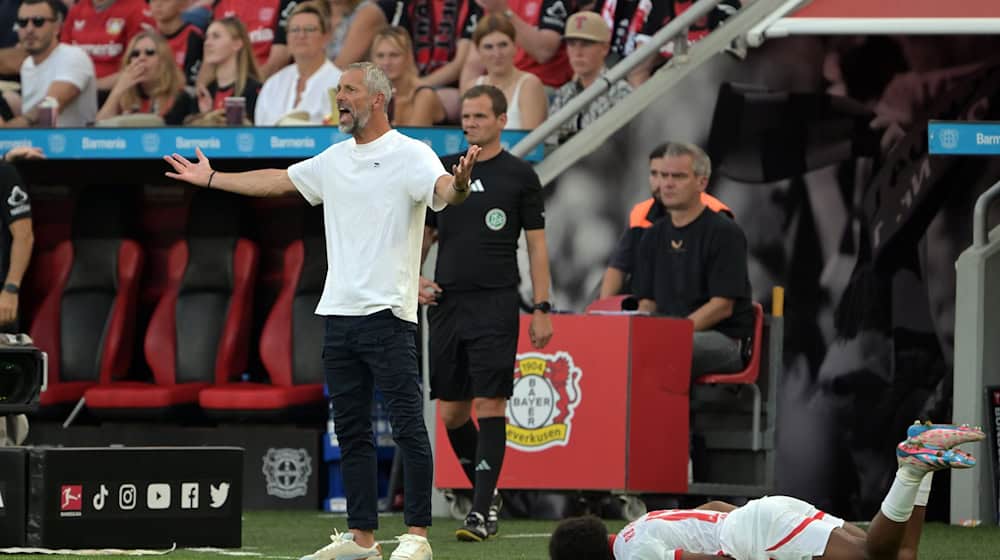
[0,0,739,137]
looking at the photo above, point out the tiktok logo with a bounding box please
[92,484,109,511]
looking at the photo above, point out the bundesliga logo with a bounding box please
[506,352,582,452]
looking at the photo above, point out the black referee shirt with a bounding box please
[427,150,545,291]
[0,163,31,282]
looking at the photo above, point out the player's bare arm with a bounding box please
[435,144,481,205]
[164,147,297,198]
[696,500,737,513]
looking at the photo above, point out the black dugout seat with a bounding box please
[84,190,258,417]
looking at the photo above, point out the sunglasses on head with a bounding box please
[16,16,55,29]
[129,48,158,59]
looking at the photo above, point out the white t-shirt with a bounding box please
[614,509,728,559]
[254,60,342,125]
[20,44,98,127]
[287,129,448,323]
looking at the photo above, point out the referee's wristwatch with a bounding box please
[532,301,552,314]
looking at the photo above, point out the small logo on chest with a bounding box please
[670,239,684,251]
[470,179,485,192]
[485,208,507,231]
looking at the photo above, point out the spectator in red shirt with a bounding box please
[461,0,576,88]
[212,0,298,80]
[60,0,154,94]
[150,0,204,86]
[96,30,185,122]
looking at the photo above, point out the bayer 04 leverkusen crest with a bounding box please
[505,351,582,452]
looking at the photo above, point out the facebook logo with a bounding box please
[181,483,199,509]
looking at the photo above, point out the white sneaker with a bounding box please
[300,530,383,560]
[388,534,432,560]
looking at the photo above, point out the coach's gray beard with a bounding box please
[339,106,371,134]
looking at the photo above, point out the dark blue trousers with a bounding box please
[323,310,432,529]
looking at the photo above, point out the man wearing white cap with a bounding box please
[548,10,631,146]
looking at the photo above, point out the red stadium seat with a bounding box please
[199,214,326,420]
[29,189,144,415]
[84,191,258,418]
[694,302,765,449]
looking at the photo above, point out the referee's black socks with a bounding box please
[447,419,479,485]
[472,416,507,515]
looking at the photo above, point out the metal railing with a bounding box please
[974,179,1000,247]
[511,0,793,185]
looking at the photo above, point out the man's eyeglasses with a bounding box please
[288,26,321,35]
[15,16,56,29]
[129,48,157,59]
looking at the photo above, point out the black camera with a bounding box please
[0,334,46,413]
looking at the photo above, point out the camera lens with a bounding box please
[0,358,32,403]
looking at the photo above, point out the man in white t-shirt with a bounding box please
[165,61,479,560]
[254,2,342,126]
[9,0,97,127]
[549,422,983,560]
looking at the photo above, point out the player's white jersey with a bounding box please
[613,509,727,559]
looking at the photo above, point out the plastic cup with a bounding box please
[224,96,246,126]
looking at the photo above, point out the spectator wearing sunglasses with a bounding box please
[96,31,185,122]
[7,0,97,127]
[254,1,341,125]
[60,0,154,97]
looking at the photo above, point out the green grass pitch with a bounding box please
[2,511,999,559]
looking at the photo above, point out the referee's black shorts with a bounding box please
[428,287,520,401]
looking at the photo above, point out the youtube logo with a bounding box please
[147,483,171,510]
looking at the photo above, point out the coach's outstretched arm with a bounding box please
[433,144,481,205]
[163,147,298,198]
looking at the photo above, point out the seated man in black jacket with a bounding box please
[635,142,753,376]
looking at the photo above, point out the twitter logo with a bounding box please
[210,482,230,508]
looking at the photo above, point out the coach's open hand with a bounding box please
[451,145,481,191]
[164,147,214,187]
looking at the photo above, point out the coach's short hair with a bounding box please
[648,141,712,178]
[462,84,507,117]
[346,61,393,112]
[549,516,613,560]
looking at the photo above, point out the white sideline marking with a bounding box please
[186,549,297,559]
[187,548,263,557]
[498,533,551,539]
[0,545,175,555]
[183,531,555,559]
